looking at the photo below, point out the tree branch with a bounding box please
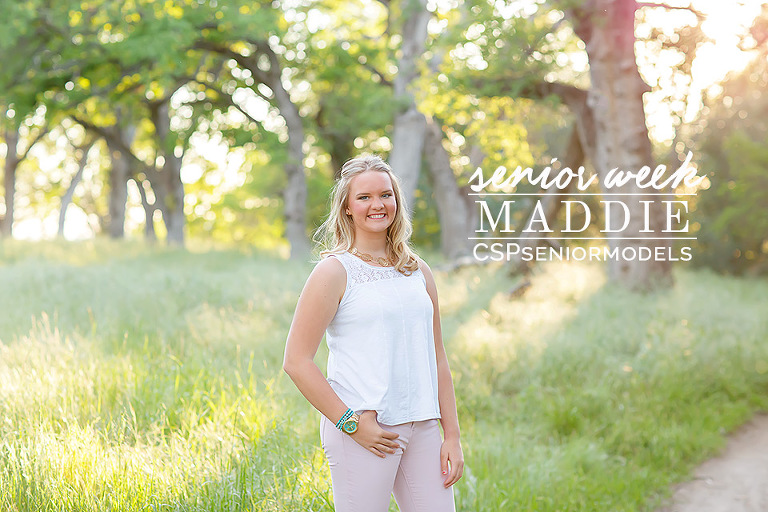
[192,80,263,125]
[18,123,50,163]
[193,39,272,86]
[471,76,588,110]
[70,115,160,183]
[363,62,392,86]
[636,2,706,21]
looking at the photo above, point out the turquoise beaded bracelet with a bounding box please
[335,408,354,430]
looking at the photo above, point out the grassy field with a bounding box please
[1,239,767,511]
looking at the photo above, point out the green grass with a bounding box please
[1,238,767,511]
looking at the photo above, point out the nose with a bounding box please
[372,197,384,209]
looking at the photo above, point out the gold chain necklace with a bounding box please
[349,247,393,267]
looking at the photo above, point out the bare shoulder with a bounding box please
[415,255,433,276]
[314,254,346,274]
[311,254,346,282]
[303,255,347,302]
[415,256,438,293]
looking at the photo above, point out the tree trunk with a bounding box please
[135,176,156,242]
[58,139,95,237]
[388,0,430,213]
[266,55,310,259]
[423,116,473,259]
[316,101,354,180]
[569,0,673,290]
[390,108,427,213]
[511,126,584,272]
[106,140,128,239]
[1,126,19,237]
[104,124,136,239]
[150,101,185,246]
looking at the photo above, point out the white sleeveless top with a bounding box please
[324,251,441,426]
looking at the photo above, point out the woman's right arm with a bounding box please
[282,257,399,457]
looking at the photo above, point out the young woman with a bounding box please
[283,154,463,512]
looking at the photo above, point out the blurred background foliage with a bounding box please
[0,0,766,274]
[692,51,768,274]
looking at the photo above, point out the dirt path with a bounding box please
[657,414,768,512]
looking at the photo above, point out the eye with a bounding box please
[382,193,392,198]
[357,195,369,200]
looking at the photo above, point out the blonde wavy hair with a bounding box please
[314,154,420,275]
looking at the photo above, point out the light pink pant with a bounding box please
[319,415,456,512]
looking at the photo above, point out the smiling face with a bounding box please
[345,170,397,236]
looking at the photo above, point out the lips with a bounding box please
[368,213,386,219]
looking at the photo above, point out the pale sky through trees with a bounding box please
[641,0,763,141]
